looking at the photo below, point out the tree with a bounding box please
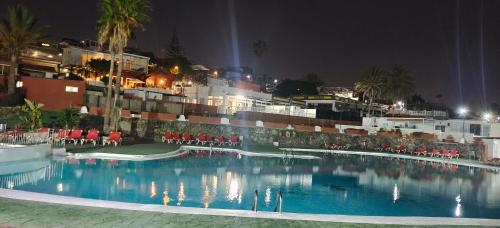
[19,99,43,131]
[355,67,384,117]
[166,30,184,59]
[97,0,150,132]
[164,31,191,74]
[252,40,268,58]
[0,5,41,95]
[88,58,112,75]
[302,73,324,87]
[382,65,415,103]
[273,79,318,98]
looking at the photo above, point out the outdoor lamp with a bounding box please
[458,107,468,116]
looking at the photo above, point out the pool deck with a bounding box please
[66,143,499,170]
[0,189,498,227]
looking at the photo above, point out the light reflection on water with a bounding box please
[0,150,499,218]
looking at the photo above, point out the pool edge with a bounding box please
[0,189,498,226]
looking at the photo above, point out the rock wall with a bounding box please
[125,119,482,157]
[0,106,20,119]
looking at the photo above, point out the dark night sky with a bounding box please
[1,0,500,108]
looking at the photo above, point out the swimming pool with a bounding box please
[1,150,499,219]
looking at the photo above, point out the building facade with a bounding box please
[183,78,272,114]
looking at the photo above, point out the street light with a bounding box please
[457,106,468,143]
[274,79,278,84]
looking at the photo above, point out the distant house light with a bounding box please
[58,53,63,56]
[47,55,53,58]
[65,86,78,93]
[15,81,23,88]
[41,43,50,47]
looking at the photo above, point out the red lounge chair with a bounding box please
[38,128,50,133]
[65,130,83,145]
[229,134,239,146]
[215,135,225,146]
[442,149,450,158]
[207,136,214,146]
[383,144,392,152]
[196,134,207,145]
[172,132,182,144]
[81,130,99,146]
[414,147,427,156]
[182,133,194,144]
[104,131,122,147]
[329,143,338,150]
[55,129,70,143]
[428,149,440,157]
[449,149,459,159]
[395,145,407,154]
[162,132,173,143]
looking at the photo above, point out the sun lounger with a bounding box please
[162,132,173,143]
[103,131,122,147]
[215,135,225,146]
[182,133,194,144]
[172,132,182,144]
[65,129,83,145]
[414,147,427,156]
[449,149,459,159]
[81,130,99,146]
[428,149,440,157]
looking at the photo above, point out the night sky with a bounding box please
[1,0,500,108]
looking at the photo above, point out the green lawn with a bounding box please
[0,198,480,228]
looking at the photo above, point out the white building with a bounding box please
[61,45,149,74]
[183,78,272,115]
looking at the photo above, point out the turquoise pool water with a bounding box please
[0,150,499,218]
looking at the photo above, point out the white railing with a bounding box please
[386,110,448,118]
[0,131,53,145]
[236,106,316,118]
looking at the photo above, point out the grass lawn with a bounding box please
[0,198,480,228]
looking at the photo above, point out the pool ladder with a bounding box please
[252,190,283,214]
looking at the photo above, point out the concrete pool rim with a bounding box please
[0,189,499,226]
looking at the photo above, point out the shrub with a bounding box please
[57,107,80,129]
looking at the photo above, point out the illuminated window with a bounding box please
[16,81,23,88]
[65,86,78,92]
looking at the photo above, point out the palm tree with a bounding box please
[97,0,150,132]
[355,67,384,117]
[382,65,415,103]
[0,5,41,95]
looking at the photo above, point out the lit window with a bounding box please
[65,86,78,92]
[16,81,23,88]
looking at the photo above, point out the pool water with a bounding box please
[1,150,499,218]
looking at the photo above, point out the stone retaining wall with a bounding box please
[0,106,21,119]
[126,118,482,158]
